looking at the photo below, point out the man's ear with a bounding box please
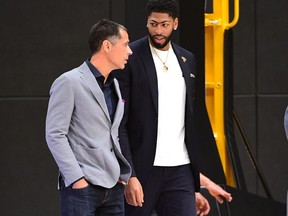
[103,40,111,52]
[174,18,179,30]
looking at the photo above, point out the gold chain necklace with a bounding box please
[152,46,170,72]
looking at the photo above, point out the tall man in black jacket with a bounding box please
[115,0,232,215]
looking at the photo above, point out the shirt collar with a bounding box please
[85,59,115,85]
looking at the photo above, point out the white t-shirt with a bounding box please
[150,43,190,166]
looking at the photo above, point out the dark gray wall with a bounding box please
[0,0,287,215]
[233,0,288,203]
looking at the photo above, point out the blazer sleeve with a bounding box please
[45,74,84,186]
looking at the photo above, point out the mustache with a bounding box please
[152,35,167,39]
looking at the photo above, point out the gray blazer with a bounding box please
[46,62,131,188]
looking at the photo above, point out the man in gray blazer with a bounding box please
[45,19,132,216]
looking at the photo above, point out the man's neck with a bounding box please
[90,55,110,80]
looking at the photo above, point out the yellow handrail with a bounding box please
[204,0,240,187]
[226,0,239,29]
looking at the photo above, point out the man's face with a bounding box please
[109,28,133,70]
[147,12,178,50]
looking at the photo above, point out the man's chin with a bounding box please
[152,42,165,49]
[153,39,169,49]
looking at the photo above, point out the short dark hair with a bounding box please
[146,0,178,19]
[88,19,127,54]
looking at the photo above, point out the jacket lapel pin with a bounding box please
[181,56,187,62]
[190,73,195,78]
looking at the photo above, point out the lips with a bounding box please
[153,36,165,44]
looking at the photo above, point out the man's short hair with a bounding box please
[146,0,178,19]
[89,19,127,54]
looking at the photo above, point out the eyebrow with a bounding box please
[149,20,171,24]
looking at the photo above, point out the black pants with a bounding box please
[59,178,125,216]
[125,164,196,216]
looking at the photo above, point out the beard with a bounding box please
[148,32,173,49]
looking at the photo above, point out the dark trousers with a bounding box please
[59,178,125,216]
[125,164,197,216]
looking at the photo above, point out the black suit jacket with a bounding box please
[115,36,201,191]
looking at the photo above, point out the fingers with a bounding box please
[215,195,224,204]
[217,190,232,203]
[125,192,144,207]
[196,193,210,216]
[125,188,142,206]
[223,192,233,202]
[124,177,144,207]
[212,192,232,204]
[205,181,233,203]
[198,198,210,215]
[72,178,89,189]
[135,188,144,207]
[201,197,210,215]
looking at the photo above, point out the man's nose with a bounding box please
[128,46,133,55]
[155,25,162,34]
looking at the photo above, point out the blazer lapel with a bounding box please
[172,44,194,110]
[140,38,158,114]
[79,63,111,121]
[172,43,190,82]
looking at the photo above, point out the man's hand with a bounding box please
[205,181,232,203]
[125,177,144,207]
[72,178,89,189]
[200,173,232,203]
[195,192,210,216]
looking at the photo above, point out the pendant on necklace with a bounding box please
[163,65,168,72]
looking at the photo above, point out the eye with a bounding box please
[162,23,169,27]
[150,23,158,27]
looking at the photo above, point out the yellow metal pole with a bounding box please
[204,0,239,186]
